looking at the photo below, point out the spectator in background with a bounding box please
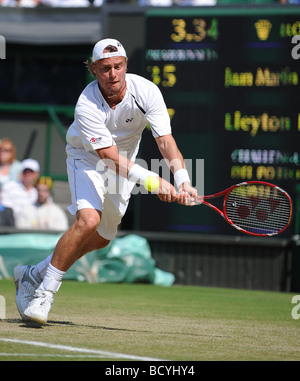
[0,0,39,6]
[0,190,14,226]
[176,0,216,4]
[138,0,172,5]
[16,176,69,231]
[1,158,40,220]
[0,0,103,6]
[0,138,22,189]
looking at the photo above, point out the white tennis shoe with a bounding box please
[14,265,40,321]
[24,289,54,325]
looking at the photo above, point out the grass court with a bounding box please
[0,278,299,361]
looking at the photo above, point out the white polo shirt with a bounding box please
[1,181,38,220]
[66,73,172,161]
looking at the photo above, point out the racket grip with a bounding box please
[182,195,203,206]
[176,193,203,206]
[190,195,203,205]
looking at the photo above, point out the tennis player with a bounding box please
[14,38,197,325]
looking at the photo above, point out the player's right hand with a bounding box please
[176,182,199,206]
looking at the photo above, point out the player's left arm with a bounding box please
[155,134,198,205]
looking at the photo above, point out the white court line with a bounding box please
[0,338,166,361]
[0,353,108,358]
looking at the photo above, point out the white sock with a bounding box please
[45,263,65,282]
[31,253,53,283]
[39,263,65,293]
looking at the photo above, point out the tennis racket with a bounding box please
[189,181,293,236]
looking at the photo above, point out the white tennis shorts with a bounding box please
[66,147,134,240]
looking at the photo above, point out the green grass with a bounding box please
[0,279,300,361]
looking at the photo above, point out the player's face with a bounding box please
[92,56,127,98]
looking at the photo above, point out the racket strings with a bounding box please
[225,185,292,235]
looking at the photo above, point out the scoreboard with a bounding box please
[139,6,300,235]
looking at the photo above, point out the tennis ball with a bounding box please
[144,176,160,192]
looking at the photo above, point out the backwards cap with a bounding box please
[92,38,127,62]
[37,176,53,190]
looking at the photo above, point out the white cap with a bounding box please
[21,158,40,172]
[92,38,127,62]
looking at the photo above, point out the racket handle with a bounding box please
[189,195,203,205]
[175,193,203,206]
[180,195,203,206]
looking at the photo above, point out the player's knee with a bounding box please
[75,210,101,234]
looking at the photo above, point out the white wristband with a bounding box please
[174,168,190,188]
[128,163,158,185]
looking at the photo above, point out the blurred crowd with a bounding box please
[0,137,69,231]
[0,0,297,9]
[0,0,217,7]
